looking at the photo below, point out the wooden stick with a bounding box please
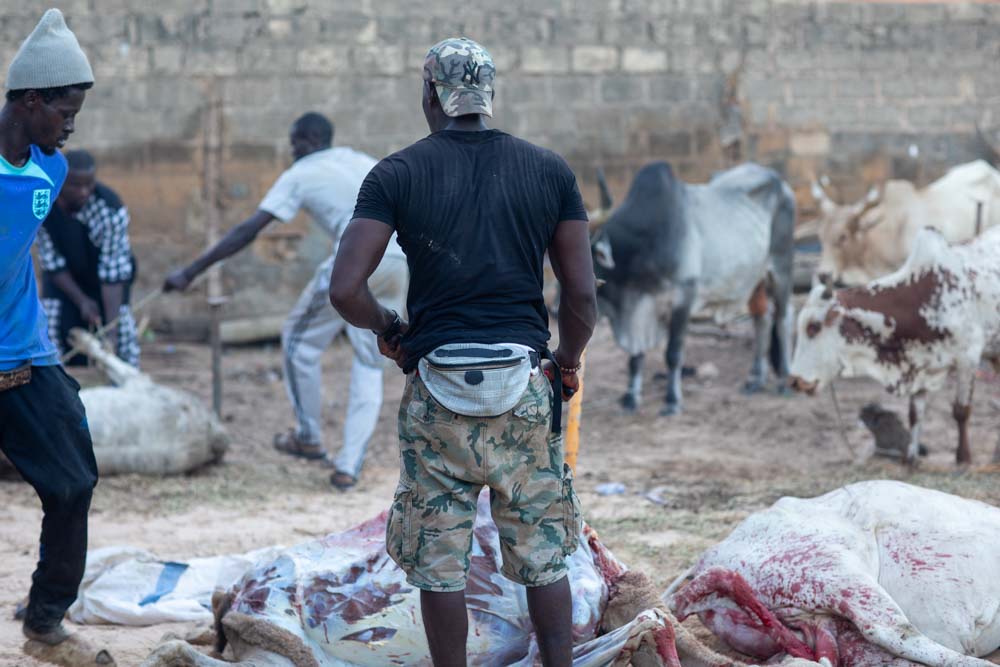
[564,351,586,472]
[204,78,225,417]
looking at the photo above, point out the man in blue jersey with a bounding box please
[0,8,102,658]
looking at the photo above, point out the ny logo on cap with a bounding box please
[462,62,481,85]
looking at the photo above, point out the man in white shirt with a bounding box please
[164,113,407,490]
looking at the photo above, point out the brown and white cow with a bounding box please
[789,226,1000,464]
[809,159,1000,285]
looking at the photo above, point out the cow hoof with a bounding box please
[661,403,681,417]
[620,394,639,413]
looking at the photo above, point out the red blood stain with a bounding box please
[302,574,408,629]
[586,526,627,585]
[652,623,683,667]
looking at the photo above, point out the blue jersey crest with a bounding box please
[32,187,52,219]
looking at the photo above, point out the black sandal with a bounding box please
[273,431,327,460]
[330,471,357,490]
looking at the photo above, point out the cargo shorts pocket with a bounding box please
[386,486,415,568]
[560,463,582,555]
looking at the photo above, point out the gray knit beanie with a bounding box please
[5,9,94,91]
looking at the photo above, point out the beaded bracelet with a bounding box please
[559,362,582,375]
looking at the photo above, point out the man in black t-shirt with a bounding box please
[329,38,597,666]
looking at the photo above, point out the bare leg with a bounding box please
[621,353,644,413]
[953,368,975,465]
[526,576,573,667]
[906,392,927,465]
[421,589,468,667]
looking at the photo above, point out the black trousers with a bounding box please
[0,365,98,631]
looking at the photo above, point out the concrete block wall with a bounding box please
[4,0,998,330]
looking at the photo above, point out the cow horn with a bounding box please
[587,168,614,232]
[973,123,1000,168]
[810,176,836,215]
[597,167,613,210]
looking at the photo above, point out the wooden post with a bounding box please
[563,352,585,472]
[203,78,225,417]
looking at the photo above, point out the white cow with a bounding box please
[593,161,796,415]
[809,160,1000,285]
[789,226,1000,464]
[668,480,1000,667]
[0,330,228,476]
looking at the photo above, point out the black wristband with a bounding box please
[376,310,402,340]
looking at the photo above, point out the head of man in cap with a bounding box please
[421,37,496,133]
[1,8,94,159]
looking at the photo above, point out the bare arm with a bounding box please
[100,282,124,347]
[163,210,275,291]
[548,219,598,370]
[50,270,101,327]
[328,218,397,334]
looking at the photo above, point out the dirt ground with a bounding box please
[2,317,999,666]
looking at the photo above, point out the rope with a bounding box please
[829,382,859,459]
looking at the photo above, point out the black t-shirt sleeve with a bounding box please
[352,159,398,228]
[554,156,588,222]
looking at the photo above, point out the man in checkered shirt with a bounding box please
[36,149,138,366]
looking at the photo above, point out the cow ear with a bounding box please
[592,232,616,270]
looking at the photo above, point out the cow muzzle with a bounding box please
[789,376,819,396]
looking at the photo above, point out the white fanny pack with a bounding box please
[418,343,537,417]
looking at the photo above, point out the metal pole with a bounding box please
[208,297,225,416]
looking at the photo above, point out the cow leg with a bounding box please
[906,392,927,465]
[826,585,992,667]
[768,271,794,393]
[953,368,976,465]
[663,297,693,416]
[621,353,645,413]
[744,282,772,395]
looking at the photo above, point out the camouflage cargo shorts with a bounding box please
[387,370,582,592]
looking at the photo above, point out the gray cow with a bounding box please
[592,162,795,415]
